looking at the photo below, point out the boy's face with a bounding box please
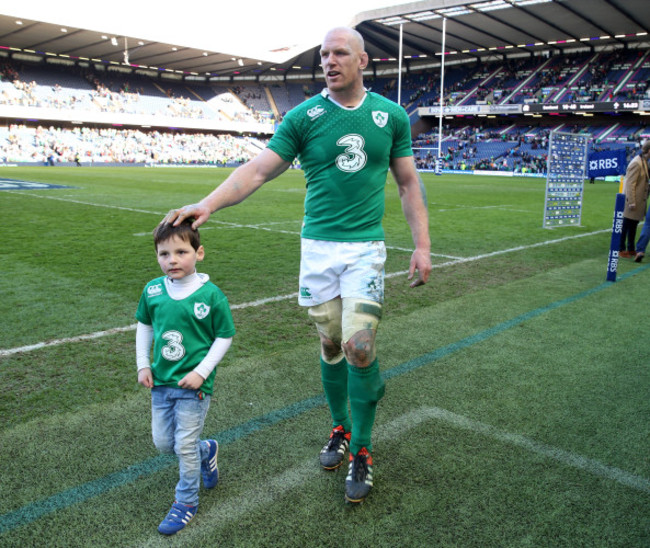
[156,235,204,280]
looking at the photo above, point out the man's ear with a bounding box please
[359,52,369,71]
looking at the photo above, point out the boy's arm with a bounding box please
[177,337,233,390]
[136,322,154,388]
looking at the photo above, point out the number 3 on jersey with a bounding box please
[161,330,185,361]
[336,134,367,173]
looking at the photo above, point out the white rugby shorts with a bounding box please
[298,239,386,307]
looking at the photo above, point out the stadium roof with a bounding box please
[0,0,648,82]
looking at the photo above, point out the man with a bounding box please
[629,141,650,261]
[164,26,431,504]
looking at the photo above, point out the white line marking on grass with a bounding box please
[0,325,139,357]
[246,220,303,227]
[8,191,164,216]
[0,294,300,357]
[227,224,300,235]
[134,409,440,546]
[230,293,299,309]
[133,226,219,236]
[431,229,611,268]
[12,190,606,253]
[135,405,650,546]
[417,407,650,494]
[437,205,531,213]
[12,191,302,235]
[0,229,611,357]
[388,244,463,259]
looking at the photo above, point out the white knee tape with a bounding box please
[308,298,343,342]
[342,298,382,342]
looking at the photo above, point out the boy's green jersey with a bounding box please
[135,276,236,394]
[267,90,413,242]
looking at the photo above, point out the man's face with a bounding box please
[320,29,367,95]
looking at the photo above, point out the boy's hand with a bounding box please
[178,371,205,390]
[138,368,154,388]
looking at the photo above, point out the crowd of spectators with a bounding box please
[414,147,549,173]
[414,125,577,173]
[1,47,649,172]
[0,62,275,125]
[414,49,649,109]
[0,124,266,165]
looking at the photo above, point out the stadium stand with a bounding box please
[1,42,648,171]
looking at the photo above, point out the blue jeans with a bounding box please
[151,386,211,506]
[636,210,650,254]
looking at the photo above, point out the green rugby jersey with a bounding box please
[135,276,236,394]
[268,90,413,241]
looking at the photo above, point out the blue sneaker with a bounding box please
[201,439,219,489]
[158,501,197,535]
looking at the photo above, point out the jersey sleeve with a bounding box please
[390,106,414,159]
[266,111,301,163]
[135,287,152,325]
[210,290,236,339]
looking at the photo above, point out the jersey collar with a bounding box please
[321,88,368,110]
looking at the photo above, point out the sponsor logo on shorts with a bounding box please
[300,287,312,298]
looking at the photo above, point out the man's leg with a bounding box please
[620,217,633,256]
[308,298,352,470]
[341,298,384,504]
[629,219,640,254]
[636,209,650,261]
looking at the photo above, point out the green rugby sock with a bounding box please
[348,359,385,455]
[320,356,352,433]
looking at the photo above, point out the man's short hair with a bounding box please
[153,219,201,251]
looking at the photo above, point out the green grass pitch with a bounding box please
[1,166,649,547]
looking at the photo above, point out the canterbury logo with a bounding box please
[147,284,162,297]
[307,105,326,120]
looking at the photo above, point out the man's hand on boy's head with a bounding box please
[163,202,211,230]
[178,371,205,390]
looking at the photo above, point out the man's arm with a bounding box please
[624,159,641,211]
[389,155,432,287]
[165,148,292,229]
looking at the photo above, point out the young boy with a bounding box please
[135,220,235,535]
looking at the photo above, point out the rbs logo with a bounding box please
[589,158,618,171]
